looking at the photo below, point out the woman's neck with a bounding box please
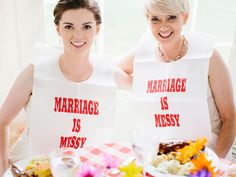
[158,36,187,62]
[59,52,93,82]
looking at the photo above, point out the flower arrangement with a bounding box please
[103,153,119,169]
[119,161,143,177]
[189,153,216,177]
[76,153,141,177]
[176,137,207,164]
[76,164,101,177]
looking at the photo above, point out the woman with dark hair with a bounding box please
[0,1,130,175]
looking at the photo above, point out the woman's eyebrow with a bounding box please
[62,22,74,25]
[82,22,93,25]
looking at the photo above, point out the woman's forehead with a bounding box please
[146,4,182,16]
[60,9,95,22]
[147,10,179,17]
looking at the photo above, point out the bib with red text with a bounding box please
[28,53,116,156]
[132,32,215,142]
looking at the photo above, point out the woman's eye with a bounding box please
[151,17,160,23]
[168,15,177,21]
[83,25,92,30]
[64,25,73,29]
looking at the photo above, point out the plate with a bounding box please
[144,147,219,177]
[3,158,31,177]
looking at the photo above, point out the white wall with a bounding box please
[0,0,45,103]
[229,25,236,94]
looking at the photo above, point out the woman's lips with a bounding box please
[71,41,86,48]
[159,32,173,39]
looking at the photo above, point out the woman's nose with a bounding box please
[159,24,170,31]
[73,29,82,37]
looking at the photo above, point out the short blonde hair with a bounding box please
[144,0,189,15]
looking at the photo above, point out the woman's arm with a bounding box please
[209,49,236,158]
[114,67,133,90]
[117,51,135,76]
[115,51,135,90]
[0,64,33,176]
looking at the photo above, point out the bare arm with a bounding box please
[117,51,135,76]
[209,50,236,158]
[0,64,33,176]
[115,51,135,90]
[114,67,133,90]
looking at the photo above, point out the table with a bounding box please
[79,143,133,176]
[79,143,236,177]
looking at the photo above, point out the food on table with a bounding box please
[151,138,210,176]
[11,156,52,177]
[158,140,190,155]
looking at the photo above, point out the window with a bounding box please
[43,0,236,61]
[191,0,236,62]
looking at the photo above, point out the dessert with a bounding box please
[158,140,190,155]
[150,138,214,176]
[11,156,52,177]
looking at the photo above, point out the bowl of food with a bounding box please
[144,138,218,177]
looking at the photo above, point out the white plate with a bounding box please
[144,147,219,177]
[3,157,35,177]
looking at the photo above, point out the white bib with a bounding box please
[28,53,116,156]
[132,32,215,143]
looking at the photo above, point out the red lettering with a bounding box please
[176,78,181,92]
[94,101,99,115]
[169,78,175,92]
[74,99,79,113]
[162,79,167,92]
[54,97,62,112]
[61,98,68,112]
[155,114,161,127]
[72,118,81,133]
[160,96,168,110]
[82,100,88,114]
[147,80,153,93]
[54,97,100,115]
[174,114,180,127]
[182,78,186,92]
[60,137,67,147]
[157,80,162,92]
[88,101,93,115]
[146,78,187,93]
[59,136,87,149]
[165,114,171,126]
[67,98,74,113]
[154,114,181,127]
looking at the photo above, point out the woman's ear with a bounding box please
[56,25,61,36]
[96,24,101,35]
[182,12,189,25]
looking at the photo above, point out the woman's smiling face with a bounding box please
[147,10,188,45]
[57,8,100,56]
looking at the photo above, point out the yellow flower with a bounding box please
[176,137,207,163]
[191,153,216,177]
[119,161,143,177]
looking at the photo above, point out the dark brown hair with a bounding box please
[53,0,102,25]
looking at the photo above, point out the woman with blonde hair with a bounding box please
[118,0,236,158]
